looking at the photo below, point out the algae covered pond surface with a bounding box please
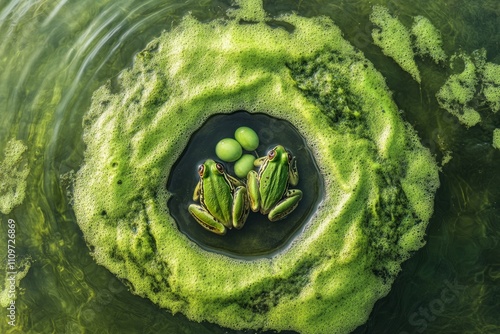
[1,0,500,333]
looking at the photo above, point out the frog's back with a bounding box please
[259,163,288,214]
[201,176,233,225]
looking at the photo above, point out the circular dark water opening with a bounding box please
[167,111,323,259]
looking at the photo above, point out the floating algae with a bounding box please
[436,51,483,127]
[493,129,500,150]
[73,1,439,333]
[0,139,29,214]
[435,49,495,127]
[370,6,421,83]
[0,256,31,308]
[482,61,500,113]
[370,7,449,81]
[411,16,447,64]
[368,6,499,126]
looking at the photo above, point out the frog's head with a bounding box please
[198,159,226,179]
[268,145,293,165]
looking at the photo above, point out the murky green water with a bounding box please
[0,0,499,333]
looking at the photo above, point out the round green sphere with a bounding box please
[234,126,259,151]
[215,138,242,162]
[234,154,256,178]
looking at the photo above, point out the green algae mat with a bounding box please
[73,1,439,333]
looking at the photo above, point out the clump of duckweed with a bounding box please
[370,5,421,83]
[0,139,29,214]
[411,16,447,64]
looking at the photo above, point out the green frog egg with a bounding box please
[234,126,259,151]
[234,154,256,178]
[215,138,242,162]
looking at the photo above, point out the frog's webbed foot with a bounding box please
[188,204,227,235]
[253,156,267,167]
[268,189,303,222]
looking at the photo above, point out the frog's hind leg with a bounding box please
[247,170,260,212]
[288,157,299,186]
[268,189,303,222]
[188,204,227,235]
[232,186,250,229]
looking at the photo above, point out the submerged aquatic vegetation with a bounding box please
[73,1,439,333]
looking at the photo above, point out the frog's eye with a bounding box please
[198,164,205,177]
[287,152,293,162]
[268,149,276,160]
[215,163,225,174]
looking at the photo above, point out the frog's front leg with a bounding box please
[188,204,227,235]
[232,186,249,229]
[267,189,303,222]
[192,181,201,201]
[247,170,260,212]
[253,156,267,167]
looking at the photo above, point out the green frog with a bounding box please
[247,145,302,221]
[188,159,249,235]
